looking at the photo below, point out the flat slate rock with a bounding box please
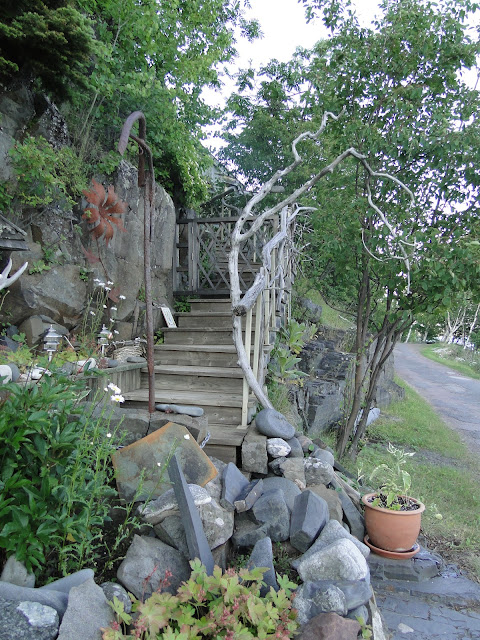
[221,463,249,510]
[290,490,329,553]
[247,537,279,597]
[112,421,217,501]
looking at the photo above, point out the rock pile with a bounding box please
[0,409,376,640]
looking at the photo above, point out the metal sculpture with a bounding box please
[118,111,156,413]
[0,258,28,291]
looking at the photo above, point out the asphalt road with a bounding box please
[394,343,480,457]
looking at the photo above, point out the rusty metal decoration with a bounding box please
[118,111,156,413]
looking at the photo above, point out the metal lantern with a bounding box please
[98,324,110,355]
[44,325,62,361]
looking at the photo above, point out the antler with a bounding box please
[0,259,28,291]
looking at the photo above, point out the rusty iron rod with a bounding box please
[118,111,156,414]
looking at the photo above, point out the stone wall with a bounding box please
[290,326,403,438]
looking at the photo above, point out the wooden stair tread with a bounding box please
[154,344,246,353]
[123,389,255,408]
[145,365,244,378]
[204,424,248,446]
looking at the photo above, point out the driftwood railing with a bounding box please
[173,210,295,426]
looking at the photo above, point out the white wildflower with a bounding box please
[93,278,101,283]
[98,282,106,287]
[184,434,190,440]
[111,306,117,311]
[113,330,119,335]
[111,394,125,403]
[103,305,107,309]
[90,311,96,316]
[107,281,114,285]
[108,383,121,394]
[157,462,161,467]
[119,295,126,300]
[106,432,112,438]
[105,287,111,292]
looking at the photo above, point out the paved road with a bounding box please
[394,343,480,456]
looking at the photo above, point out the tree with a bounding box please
[222,0,480,456]
[69,0,260,206]
[0,1,96,99]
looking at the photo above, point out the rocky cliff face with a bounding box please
[0,86,175,339]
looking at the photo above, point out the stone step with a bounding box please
[153,344,245,367]
[141,365,244,393]
[162,327,255,346]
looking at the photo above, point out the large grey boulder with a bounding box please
[154,514,189,557]
[0,597,59,640]
[276,458,306,487]
[296,538,369,583]
[204,457,227,503]
[255,409,296,439]
[294,582,347,624]
[57,578,114,640]
[197,498,234,549]
[241,426,268,474]
[308,485,343,523]
[290,490,329,553]
[261,476,301,512]
[266,438,291,458]
[251,489,290,542]
[293,519,369,572]
[117,535,191,599]
[304,458,334,486]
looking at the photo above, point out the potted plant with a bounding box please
[361,443,425,556]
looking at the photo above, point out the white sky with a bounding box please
[203,0,379,148]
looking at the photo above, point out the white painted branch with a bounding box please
[0,259,28,291]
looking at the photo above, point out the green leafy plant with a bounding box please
[0,375,121,574]
[280,319,316,355]
[174,297,191,313]
[103,559,299,639]
[79,267,90,282]
[268,346,308,384]
[7,136,87,212]
[28,259,52,275]
[365,443,415,510]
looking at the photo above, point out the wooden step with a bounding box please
[122,389,256,425]
[175,311,256,329]
[162,327,255,346]
[188,299,231,312]
[153,344,244,367]
[141,365,244,393]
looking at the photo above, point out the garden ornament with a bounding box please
[0,258,28,291]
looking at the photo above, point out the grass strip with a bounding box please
[340,379,480,580]
[420,343,480,380]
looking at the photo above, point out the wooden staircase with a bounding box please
[123,298,257,463]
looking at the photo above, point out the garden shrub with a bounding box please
[103,559,299,640]
[0,374,119,575]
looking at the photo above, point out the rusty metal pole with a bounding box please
[118,111,156,414]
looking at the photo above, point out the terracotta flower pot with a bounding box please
[362,492,425,552]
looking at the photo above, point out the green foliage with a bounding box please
[279,319,316,354]
[103,559,299,640]
[0,2,96,99]
[3,136,88,213]
[0,375,119,574]
[28,260,51,275]
[364,443,415,510]
[268,346,308,384]
[174,298,192,313]
[79,267,90,282]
